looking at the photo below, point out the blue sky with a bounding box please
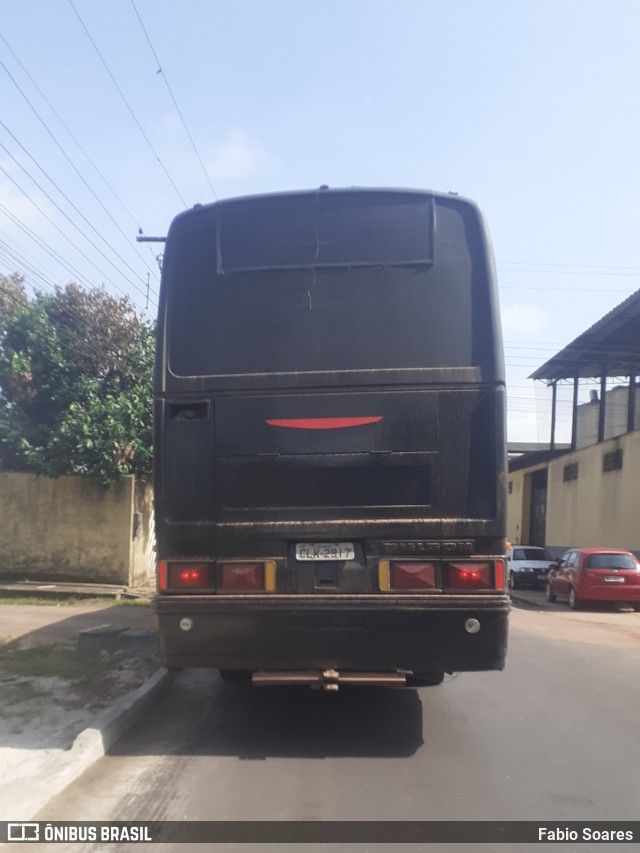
[1,0,639,441]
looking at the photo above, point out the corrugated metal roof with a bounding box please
[529,287,640,382]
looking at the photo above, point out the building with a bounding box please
[507,289,640,554]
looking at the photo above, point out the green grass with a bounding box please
[0,641,109,680]
[0,596,82,606]
[0,595,150,607]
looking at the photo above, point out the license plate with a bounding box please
[603,576,625,583]
[296,543,355,561]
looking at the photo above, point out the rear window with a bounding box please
[585,553,638,570]
[217,192,435,271]
[513,548,553,561]
[163,191,497,380]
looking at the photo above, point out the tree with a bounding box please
[0,278,154,485]
[0,273,27,332]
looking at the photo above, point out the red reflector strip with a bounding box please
[266,417,383,430]
[495,559,505,590]
[221,562,265,590]
[448,561,492,589]
[390,561,436,589]
[168,562,209,589]
[158,560,168,591]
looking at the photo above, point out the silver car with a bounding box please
[507,546,556,590]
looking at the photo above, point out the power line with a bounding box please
[0,57,161,293]
[0,288,155,378]
[0,238,63,294]
[0,32,161,280]
[506,339,640,357]
[0,160,157,309]
[68,0,188,208]
[500,284,636,293]
[130,0,217,201]
[499,261,640,273]
[0,200,98,293]
[0,128,158,300]
[505,345,640,360]
[0,174,157,317]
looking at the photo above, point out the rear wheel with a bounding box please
[219,669,251,684]
[633,602,640,612]
[508,572,517,590]
[406,672,445,688]
[545,583,557,603]
[569,587,581,610]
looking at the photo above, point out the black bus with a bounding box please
[152,187,508,690]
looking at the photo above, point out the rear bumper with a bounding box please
[152,594,510,673]
[580,587,640,602]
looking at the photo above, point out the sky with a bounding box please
[1,0,639,443]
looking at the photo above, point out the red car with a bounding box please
[546,548,640,610]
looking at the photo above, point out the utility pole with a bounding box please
[136,231,166,274]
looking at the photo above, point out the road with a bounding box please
[25,595,640,852]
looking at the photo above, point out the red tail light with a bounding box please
[221,562,264,590]
[391,561,436,589]
[447,561,492,590]
[164,562,210,590]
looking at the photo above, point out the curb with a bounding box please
[71,667,176,761]
[3,668,176,822]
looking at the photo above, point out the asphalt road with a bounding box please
[25,595,640,852]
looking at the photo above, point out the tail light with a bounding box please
[158,560,276,593]
[379,559,502,592]
[220,561,276,591]
[390,561,436,589]
[158,561,210,591]
[221,562,263,590]
[447,561,492,590]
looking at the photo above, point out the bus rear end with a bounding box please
[152,187,508,688]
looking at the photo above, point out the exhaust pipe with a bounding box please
[251,669,408,691]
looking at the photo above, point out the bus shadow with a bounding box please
[113,671,425,759]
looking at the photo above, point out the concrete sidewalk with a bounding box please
[0,599,173,821]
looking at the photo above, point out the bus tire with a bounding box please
[219,669,251,684]
[406,672,445,688]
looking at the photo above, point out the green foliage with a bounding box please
[0,277,154,485]
[0,273,28,333]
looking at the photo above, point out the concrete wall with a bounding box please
[0,473,155,586]
[130,478,156,588]
[576,385,640,449]
[546,431,640,551]
[508,430,640,552]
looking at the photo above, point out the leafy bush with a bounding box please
[0,275,153,484]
